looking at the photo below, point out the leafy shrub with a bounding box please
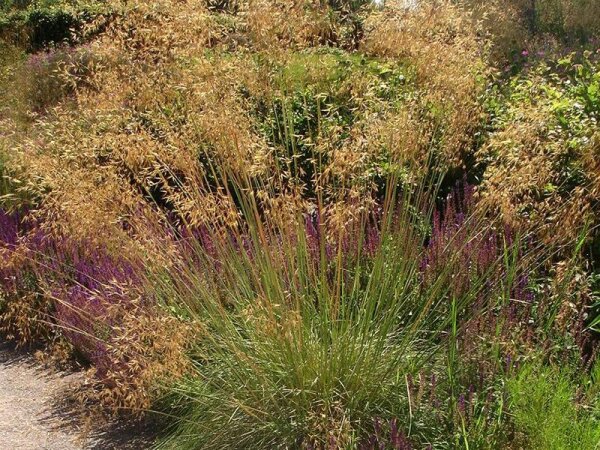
[0,1,112,51]
[478,48,600,344]
[479,49,600,247]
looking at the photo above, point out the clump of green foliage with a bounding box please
[0,0,111,51]
[480,49,600,242]
[508,360,600,449]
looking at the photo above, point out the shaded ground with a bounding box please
[0,341,154,450]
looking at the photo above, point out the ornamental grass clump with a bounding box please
[144,165,538,449]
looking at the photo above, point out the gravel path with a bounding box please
[0,342,152,450]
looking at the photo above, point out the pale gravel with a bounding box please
[0,342,153,450]
[0,343,83,449]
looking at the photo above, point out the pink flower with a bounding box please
[521,50,529,57]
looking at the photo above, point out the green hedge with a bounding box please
[0,2,111,51]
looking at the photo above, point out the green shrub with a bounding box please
[508,361,600,449]
[0,1,111,51]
